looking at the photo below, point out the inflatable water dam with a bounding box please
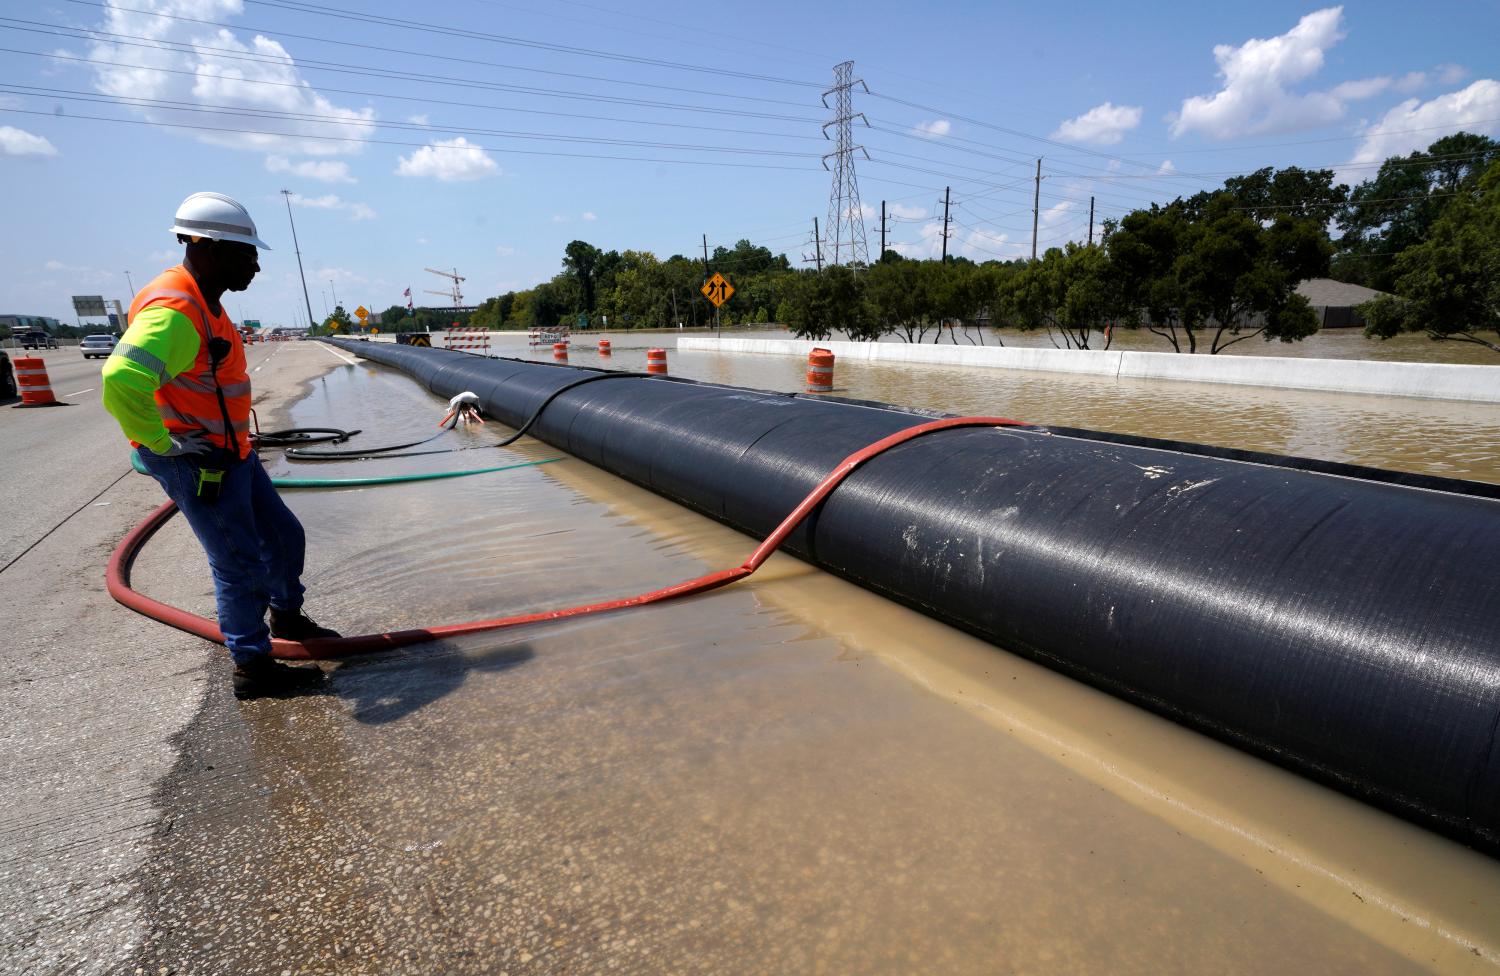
[328,338,1500,853]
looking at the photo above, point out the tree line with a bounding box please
[346,132,1499,355]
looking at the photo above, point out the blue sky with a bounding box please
[2,0,1497,327]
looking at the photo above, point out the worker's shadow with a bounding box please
[330,640,534,725]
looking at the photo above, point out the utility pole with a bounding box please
[821,60,871,266]
[1031,158,1042,260]
[813,217,823,271]
[1088,196,1096,246]
[702,233,710,279]
[280,189,316,331]
[941,186,951,262]
[880,200,886,260]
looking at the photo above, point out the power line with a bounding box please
[1,23,822,120]
[0,106,821,170]
[0,84,823,158]
[0,42,824,138]
[62,0,822,89]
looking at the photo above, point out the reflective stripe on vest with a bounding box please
[128,267,252,458]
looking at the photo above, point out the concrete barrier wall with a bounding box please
[678,337,1500,403]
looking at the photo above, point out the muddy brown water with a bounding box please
[129,351,1500,974]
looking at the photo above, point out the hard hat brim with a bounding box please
[170,222,272,250]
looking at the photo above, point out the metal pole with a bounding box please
[1089,196,1095,246]
[124,270,135,298]
[280,190,317,332]
[1031,159,1042,260]
[880,200,886,259]
[329,279,339,311]
[941,186,951,263]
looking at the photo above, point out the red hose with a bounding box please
[106,416,1022,660]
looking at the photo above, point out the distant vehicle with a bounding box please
[80,334,117,359]
[0,350,14,399]
[19,330,58,350]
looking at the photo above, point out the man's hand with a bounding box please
[156,431,211,457]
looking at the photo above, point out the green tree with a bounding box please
[562,240,604,314]
[1360,160,1500,354]
[1336,132,1500,289]
[785,266,875,340]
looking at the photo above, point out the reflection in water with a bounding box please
[131,357,1500,974]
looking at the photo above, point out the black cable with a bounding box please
[285,370,656,461]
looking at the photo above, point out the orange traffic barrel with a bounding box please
[553,341,568,362]
[806,347,834,393]
[13,356,63,407]
[646,348,667,374]
[597,339,611,355]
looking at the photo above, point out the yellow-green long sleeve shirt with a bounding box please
[101,306,202,454]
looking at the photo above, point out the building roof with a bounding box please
[1295,278,1389,308]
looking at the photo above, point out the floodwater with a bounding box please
[483,330,1500,483]
[129,353,1500,974]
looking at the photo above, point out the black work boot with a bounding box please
[269,607,342,641]
[232,655,325,700]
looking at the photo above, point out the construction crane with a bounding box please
[423,267,465,310]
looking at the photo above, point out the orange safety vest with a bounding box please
[127,265,253,459]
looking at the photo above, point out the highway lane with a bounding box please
[0,342,282,570]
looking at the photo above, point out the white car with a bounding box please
[80,334,117,359]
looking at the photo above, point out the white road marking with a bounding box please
[317,342,359,365]
[63,388,96,398]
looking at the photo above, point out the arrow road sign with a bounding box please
[700,272,734,308]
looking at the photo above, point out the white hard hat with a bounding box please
[170,191,271,249]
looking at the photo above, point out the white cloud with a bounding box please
[1436,64,1468,86]
[83,0,376,156]
[1330,76,1391,101]
[395,136,498,181]
[1156,159,1177,175]
[0,126,58,156]
[408,114,430,126]
[1340,79,1500,183]
[1052,102,1143,144]
[286,192,376,220]
[265,154,355,183]
[1171,7,1348,138]
[416,237,429,244]
[313,266,365,288]
[551,214,569,223]
[912,119,951,139]
[888,203,926,219]
[582,211,597,221]
[495,245,517,256]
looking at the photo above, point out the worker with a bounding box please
[103,192,338,700]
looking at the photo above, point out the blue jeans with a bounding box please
[135,448,307,663]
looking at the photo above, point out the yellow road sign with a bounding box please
[701,272,734,308]
[355,304,369,321]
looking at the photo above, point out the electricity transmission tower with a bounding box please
[821,61,871,267]
[423,267,465,312]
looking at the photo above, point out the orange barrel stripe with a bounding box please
[806,347,834,393]
[597,339,611,355]
[646,348,667,374]
[553,341,568,361]
[14,356,60,406]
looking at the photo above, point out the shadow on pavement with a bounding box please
[328,640,535,725]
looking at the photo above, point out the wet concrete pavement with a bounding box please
[5,339,1500,973]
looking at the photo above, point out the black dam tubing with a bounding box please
[328,338,1500,854]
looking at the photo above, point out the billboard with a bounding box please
[72,295,107,316]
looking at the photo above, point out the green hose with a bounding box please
[131,451,562,487]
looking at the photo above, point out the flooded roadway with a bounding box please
[129,342,1500,974]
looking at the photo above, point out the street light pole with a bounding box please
[280,189,318,331]
[124,270,135,297]
[329,279,339,311]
